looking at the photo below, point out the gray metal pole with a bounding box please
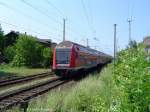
[87,38,89,47]
[63,19,66,41]
[114,24,117,60]
[128,19,132,42]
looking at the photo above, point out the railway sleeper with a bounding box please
[10,97,23,101]
[1,99,17,103]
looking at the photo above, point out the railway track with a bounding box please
[0,77,69,111]
[0,72,53,87]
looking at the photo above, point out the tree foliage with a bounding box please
[114,43,150,112]
[0,25,53,67]
[4,46,16,62]
[4,31,19,47]
[11,34,40,67]
[0,25,5,51]
[127,40,137,49]
[42,47,53,67]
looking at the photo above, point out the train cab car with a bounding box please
[52,41,112,77]
[52,41,75,76]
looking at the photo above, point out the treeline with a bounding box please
[0,26,53,68]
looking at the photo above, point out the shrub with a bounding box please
[4,46,16,62]
[42,47,53,67]
[114,43,150,112]
[12,34,42,67]
[0,26,5,51]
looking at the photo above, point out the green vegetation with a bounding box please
[24,65,114,112]
[0,26,53,68]
[114,43,150,111]
[0,25,5,51]
[42,47,53,67]
[0,65,50,77]
[11,34,41,67]
[6,34,53,68]
[19,42,149,112]
[4,45,16,62]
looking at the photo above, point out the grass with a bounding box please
[23,65,118,112]
[0,64,51,78]
[5,65,120,112]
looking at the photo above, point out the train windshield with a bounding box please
[56,49,71,64]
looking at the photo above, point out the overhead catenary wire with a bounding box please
[0,1,84,42]
[127,0,136,18]
[44,0,87,40]
[86,0,96,33]
[0,1,93,44]
[81,0,95,34]
[21,0,62,25]
[0,20,62,41]
[45,0,65,18]
[127,0,136,42]
[0,19,52,38]
[0,1,60,32]
[20,0,73,41]
[81,0,99,49]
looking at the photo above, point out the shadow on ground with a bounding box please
[61,64,108,81]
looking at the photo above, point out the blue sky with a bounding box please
[0,0,149,55]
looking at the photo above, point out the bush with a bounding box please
[114,43,150,111]
[12,34,42,67]
[42,47,53,67]
[0,26,5,51]
[4,46,16,62]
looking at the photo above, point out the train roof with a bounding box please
[56,41,112,57]
[56,41,74,48]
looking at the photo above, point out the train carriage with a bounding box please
[52,41,112,77]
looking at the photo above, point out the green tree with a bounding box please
[114,43,150,111]
[4,46,16,62]
[42,47,53,67]
[0,25,5,51]
[12,34,42,67]
[127,40,137,49]
[4,31,19,47]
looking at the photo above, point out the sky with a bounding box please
[0,0,150,55]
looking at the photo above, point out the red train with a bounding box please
[52,41,112,77]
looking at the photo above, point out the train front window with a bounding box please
[56,49,71,64]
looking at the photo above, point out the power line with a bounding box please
[0,1,87,42]
[0,19,51,37]
[44,0,88,42]
[0,19,62,41]
[128,0,136,18]
[81,0,95,34]
[86,0,95,33]
[44,0,86,41]
[0,1,59,32]
[45,0,65,18]
[21,0,62,25]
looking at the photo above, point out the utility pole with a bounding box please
[128,18,132,42]
[94,46,97,50]
[63,19,66,41]
[114,24,117,60]
[86,38,89,47]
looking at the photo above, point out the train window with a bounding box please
[56,49,71,64]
